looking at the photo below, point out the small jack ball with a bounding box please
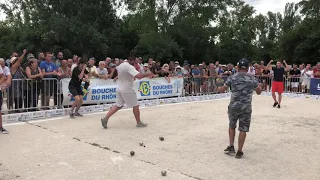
[130,151,135,156]
[161,170,167,176]
[159,137,164,141]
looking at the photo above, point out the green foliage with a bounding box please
[0,0,320,65]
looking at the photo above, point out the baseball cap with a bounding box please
[109,63,116,67]
[27,53,35,61]
[238,58,249,69]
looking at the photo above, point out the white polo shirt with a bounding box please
[116,62,139,93]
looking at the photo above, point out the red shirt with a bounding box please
[314,68,320,78]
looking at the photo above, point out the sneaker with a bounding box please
[74,113,83,117]
[235,151,244,159]
[136,121,148,128]
[224,145,235,154]
[101,117,108,129]
[70,113,75,119]
[1,128,9,134]
[273,102,278,107]
[277,104,281,109]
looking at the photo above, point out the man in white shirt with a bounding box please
[96,61,109,79]
[101,56,154,128]
[0,65,8,134]
[301,64,313,93]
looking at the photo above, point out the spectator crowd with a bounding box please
[0,49,320,114]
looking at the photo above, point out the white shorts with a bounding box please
[301,80,311,89]
[115,91,138,108]
[291,82,299,88]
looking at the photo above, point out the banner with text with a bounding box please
[61,77,184,105]
[310,78,320,95]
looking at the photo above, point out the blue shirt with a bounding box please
[192,69,201,75]
[40,60,57,78]
[218,69,224,75]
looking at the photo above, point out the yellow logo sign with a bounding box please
[139,81,151,96]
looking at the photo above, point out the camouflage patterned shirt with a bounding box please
[224,72,259,110]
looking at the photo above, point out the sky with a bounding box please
[0,0,302,20]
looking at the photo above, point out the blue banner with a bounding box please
[310,78,320,95]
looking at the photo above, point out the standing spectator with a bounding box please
[158,64,171,83]
[71,55,79,72]
[191,65,201,94]
[96,61,109,80]
[313,62,320,78]
[0,58,12,112]
[289,64,301,92]
[261,66,271,91]
[25,58,43,111]
[141,63,150,74]
[301,64,313,93]
[58,60,71,105]
[9,49,27,113]
[174,66,183,77]
[134,57,141,72]
[38,52,45,64]
[247,63,255,75]
[67,59,73,68]
[86,57,98,78]
[108,63,118,80]
[22,53,35,70]
[40,52,59,109]
[55,52,63,67]
[207,63,217,93]
[6,52,18,68]
[0,64,8,134]
[58,60,71,79]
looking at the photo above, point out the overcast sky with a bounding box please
[0,0,302,20]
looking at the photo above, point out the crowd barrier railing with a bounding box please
[1,76,320,115]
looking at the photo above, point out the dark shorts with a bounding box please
[228,107,252,132]
[69,85,83,97]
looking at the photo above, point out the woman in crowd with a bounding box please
[9,49,27,113]
[158,63,171,83]
[68,58,89,119]
[25,58,43,111]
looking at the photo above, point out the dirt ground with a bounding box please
[0,95,319,180]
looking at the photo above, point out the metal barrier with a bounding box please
[1,75,319,114]
[1,78,62,114]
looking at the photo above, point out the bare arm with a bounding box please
[26,67,40,79]
[283,60,290,72]
[266,60,273,70]
[78,65,87,79]
[135,72,153,79]
[11,49,27,72]
[218,85,228,93]
[255,83,262,95]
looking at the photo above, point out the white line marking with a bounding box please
[6,97,230,127]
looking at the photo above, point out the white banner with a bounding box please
[61,77,184,105]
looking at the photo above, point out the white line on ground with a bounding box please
[6,97,230,127]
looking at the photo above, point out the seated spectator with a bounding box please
[25,58,44,111]
[96,61,109,80]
